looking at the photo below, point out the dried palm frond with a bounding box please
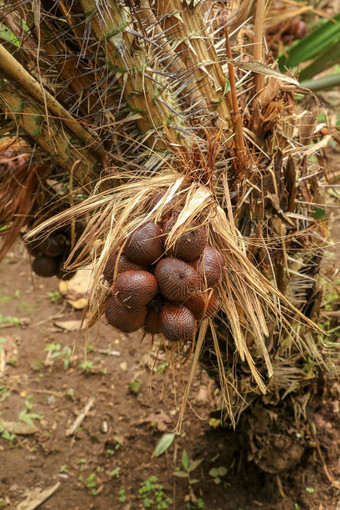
[1,0,337,427]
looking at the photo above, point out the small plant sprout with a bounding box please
[106,436,123,455]
[0,419,16,443]
[0,315,20,327]
[109,467,121,478]
[78,360,94,373]
[139,475,172,509]
[155,362,169,374]
[86,473,97,495]
[47,291,61,303]
[18,395,42,426]
[128,379,142,394]
[45,343,72,369]
[173,450,203,505]
[118,488,127,502]
[208,466,227,485]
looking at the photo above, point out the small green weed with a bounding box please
[0,315,20,327]
[110,467,121,478]
[209,466,227,485]
[79,360,94,372]
[128,379,142,394]
[106,436,123,456]
[45,343,72,369]
[86,473,97,495]
[0,420,16,443]
[18,395,42,426]
[139,475,172,509]
[174,451,203,507]
[47,291,62,303]
[119,488,127,502]
[155,362,169,373]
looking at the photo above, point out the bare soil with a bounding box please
[0,242,339,510]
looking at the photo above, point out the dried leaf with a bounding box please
[1,420,38,435]
[225,57,299,86]
[17,482,60,510]
[54,320,87,331]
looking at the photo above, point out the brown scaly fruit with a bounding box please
[163,216,207,262]
[185,289,219,320]
[40,233,68,258]
[144,301,162,334]
[114,270,158,308]
[196,246,225,288]
[155,257,200,301]
[160,302,196,342]
[123,222,163,265]
[105,294,147,333]
[103,252,144,284]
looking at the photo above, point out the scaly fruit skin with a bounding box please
[163,217,207,262]
[155,257,200,301]
[103,252,144,284]
[185,288,219,320]
[144,301,162,334]
[114,270,158,308]
[198,246,225,288]
[105,294,147,333]
[123,222,163,266]
[40,233,68,258]
[160,303,196,342]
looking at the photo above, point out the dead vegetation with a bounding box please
[0,0,338,436]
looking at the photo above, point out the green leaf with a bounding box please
[187,458,203,472]
[0,23,20,47]
[299,41,340,81]
[153,432,175,457]
[217,466,227,476]
[181,450,189,471]
[306,487,315,494]
[209,467,219,478]
[279,13,340,69]
[173,471,189,478]
[312,207,326,219]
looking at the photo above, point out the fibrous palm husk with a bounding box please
[1,0,337,427]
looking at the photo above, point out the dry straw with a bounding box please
[1,0,334,425]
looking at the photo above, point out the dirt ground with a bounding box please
[0,242,339,510]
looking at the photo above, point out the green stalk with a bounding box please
[300,72,340,91]
[0,80,100,184]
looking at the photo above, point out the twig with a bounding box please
[66,396,95,436]
[254,0,266,92]
[17,482,60,510]
[309,419,335,486]
[224,26,248,174]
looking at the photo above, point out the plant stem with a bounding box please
[0,81,100,184]
[0,44,103,156]
[224,26,247,173]
[254,0,266,92]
